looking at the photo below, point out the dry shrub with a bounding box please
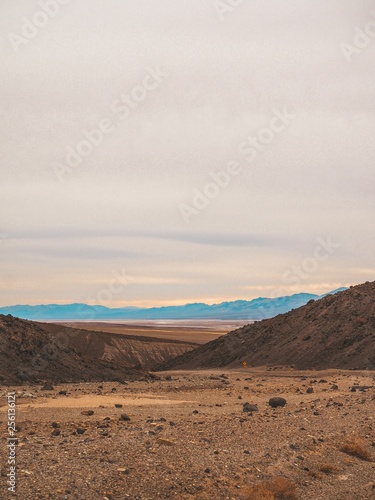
[340,436,373,462]
[319,463,338,474]
[243,477,298,500]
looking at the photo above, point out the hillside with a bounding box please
[0,289,346,321]
[158,281,375,371]
[0,315,196,384]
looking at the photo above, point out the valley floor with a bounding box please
[1,368,374,499]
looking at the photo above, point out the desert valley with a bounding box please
[0,281,374,500]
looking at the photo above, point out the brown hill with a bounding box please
[158,281,375,371]
[0,315,196,385]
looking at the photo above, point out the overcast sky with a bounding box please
[0,0,374,307]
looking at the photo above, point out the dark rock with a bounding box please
[269,397,287,408]
[119,414,131,421]
[76,428,86,435]
[306,387,314,394]
[243,402,259,413]
[41,382,54,391]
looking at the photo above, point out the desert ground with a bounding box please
[55,320,246,344]
[1,367,374,500]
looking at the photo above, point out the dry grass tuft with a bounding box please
[242,477,298,500]
[319,463,339,474]
[340,436,373,462]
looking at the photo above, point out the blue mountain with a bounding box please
[0,288,347,321]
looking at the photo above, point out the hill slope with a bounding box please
[0,315,196,384]
[158,281,375,371]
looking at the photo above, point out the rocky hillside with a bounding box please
[158,281,375,371]
[0,315,196,384]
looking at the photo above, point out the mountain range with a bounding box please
[0,288,347,321]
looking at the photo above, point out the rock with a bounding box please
[306,387,314,394]
[156,438,175,446]
[76,428,86,435]
[269,397,287,408]
[117,468,130,474]
[51,429,60,437]
[81,410,94,416]
[51,422,60,428]
[331,384,339,390]
[119,414,131,421]
[114,404,123,408]
[58,390,67,395]
[192,410,199,414]
[41,382,54,391]
[204,468,211,473]
[243,403,259,413]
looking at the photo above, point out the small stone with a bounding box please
[156,438,175,446]
[243,403,259,413]
[41,382,54,391]
[51,422,60,428]
[115,404,123,408]
[117,468,130,474]
[76,427,86,435]
[51,429,60,437]
[119,414,131,421]
[81,410,94,416]
[204,468,211,473]
[269,397,287,408]
[306,387,314,394]
[192,410,199,414]
[58,390,67,395]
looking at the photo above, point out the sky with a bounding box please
[0,0,374,307]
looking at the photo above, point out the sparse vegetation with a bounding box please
[242,477,298,500]
[319,463,339,474]
[340,436,373,462]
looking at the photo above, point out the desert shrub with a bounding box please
[319,463,338,474]
[340,436,373,462]
[242,477,298,500]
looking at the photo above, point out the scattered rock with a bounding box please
[156,438,175,446]
[81,410,94,416]
[119,414,131,421]
[269,397,287,408]
[243,403,259,413]
[41,382,54,391]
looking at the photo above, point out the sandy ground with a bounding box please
[1,368,374,500]
[55,321,247,344]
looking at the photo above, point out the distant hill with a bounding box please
[157,281,375,371]
[0,288,347,321]
[0,315,196,384]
